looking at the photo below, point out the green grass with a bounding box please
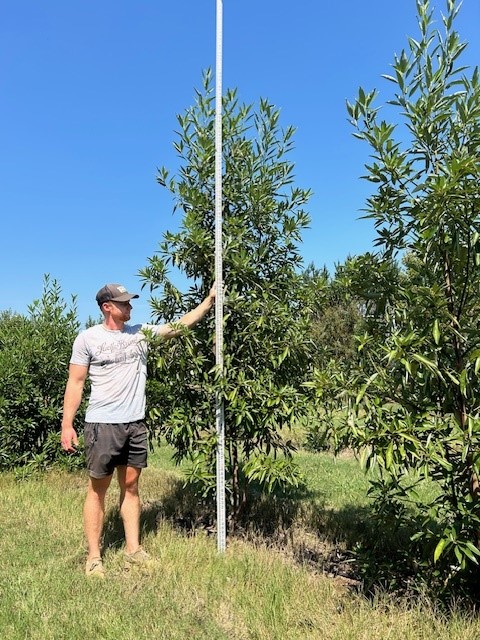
[1,449,479,639]
[295,449,371,508]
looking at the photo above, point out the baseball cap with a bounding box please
[95,283,139,306]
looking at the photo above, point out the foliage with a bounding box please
[311,0,480,588]
[302,262,363,370]
[300,262,362,451]
[0,275,83,469]
[302,256,402,451]
[140,70,313,524]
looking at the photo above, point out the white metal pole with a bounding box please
[214,0,226,553]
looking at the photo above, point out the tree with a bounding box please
[140,71,313,524]
[303,262,362,370]
[303,255,401,452]
[0,276,83,470]
[314,0,480,587]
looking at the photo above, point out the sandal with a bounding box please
[124,547,151,565]
[85,556,105,577]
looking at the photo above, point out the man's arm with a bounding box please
[157,284,216,339]
[61,364,88,452]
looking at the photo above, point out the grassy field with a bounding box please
[1,446,479,640]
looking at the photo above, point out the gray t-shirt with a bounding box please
[70,323,164,423]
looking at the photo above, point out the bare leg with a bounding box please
[84,475,112,560]
[117,465,142,554]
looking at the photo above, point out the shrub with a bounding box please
[0,276,83,469]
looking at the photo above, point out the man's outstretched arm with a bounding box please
[157,284,216,339]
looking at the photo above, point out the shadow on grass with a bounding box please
[102,502,169,552]
[103,476,398,584]
[102,474,480,605]
[102,508,125,551]
[101,475,212,552]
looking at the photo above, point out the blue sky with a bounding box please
[1,1,479,323]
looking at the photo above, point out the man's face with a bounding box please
[105,300,132,322]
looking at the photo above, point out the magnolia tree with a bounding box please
[140,71,313,524]
[313,0,480,586]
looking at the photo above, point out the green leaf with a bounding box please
[355,373,379,405]
[411,353,439,375]
[359,446,372,470]
[385,441,394,469]
[432,319,441,345]
[459,369,468,396]
[465,541,480,558]
[434,537,449,563]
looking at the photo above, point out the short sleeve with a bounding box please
[141,323,167,336]
[69,332,91,367]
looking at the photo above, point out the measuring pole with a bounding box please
[214,0,226,553]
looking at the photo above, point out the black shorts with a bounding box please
[84,421,148,478]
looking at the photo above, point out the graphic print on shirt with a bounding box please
[94,335,145,367]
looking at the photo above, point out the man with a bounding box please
[61,282,215,577]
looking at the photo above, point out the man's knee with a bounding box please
[118,466,142,493]
[88,474,113,497]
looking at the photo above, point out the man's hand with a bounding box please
[61,425,79,453]
[210,280,224,301]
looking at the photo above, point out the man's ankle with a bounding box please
[125,546,140,555]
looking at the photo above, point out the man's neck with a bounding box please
[102,318,125,331]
